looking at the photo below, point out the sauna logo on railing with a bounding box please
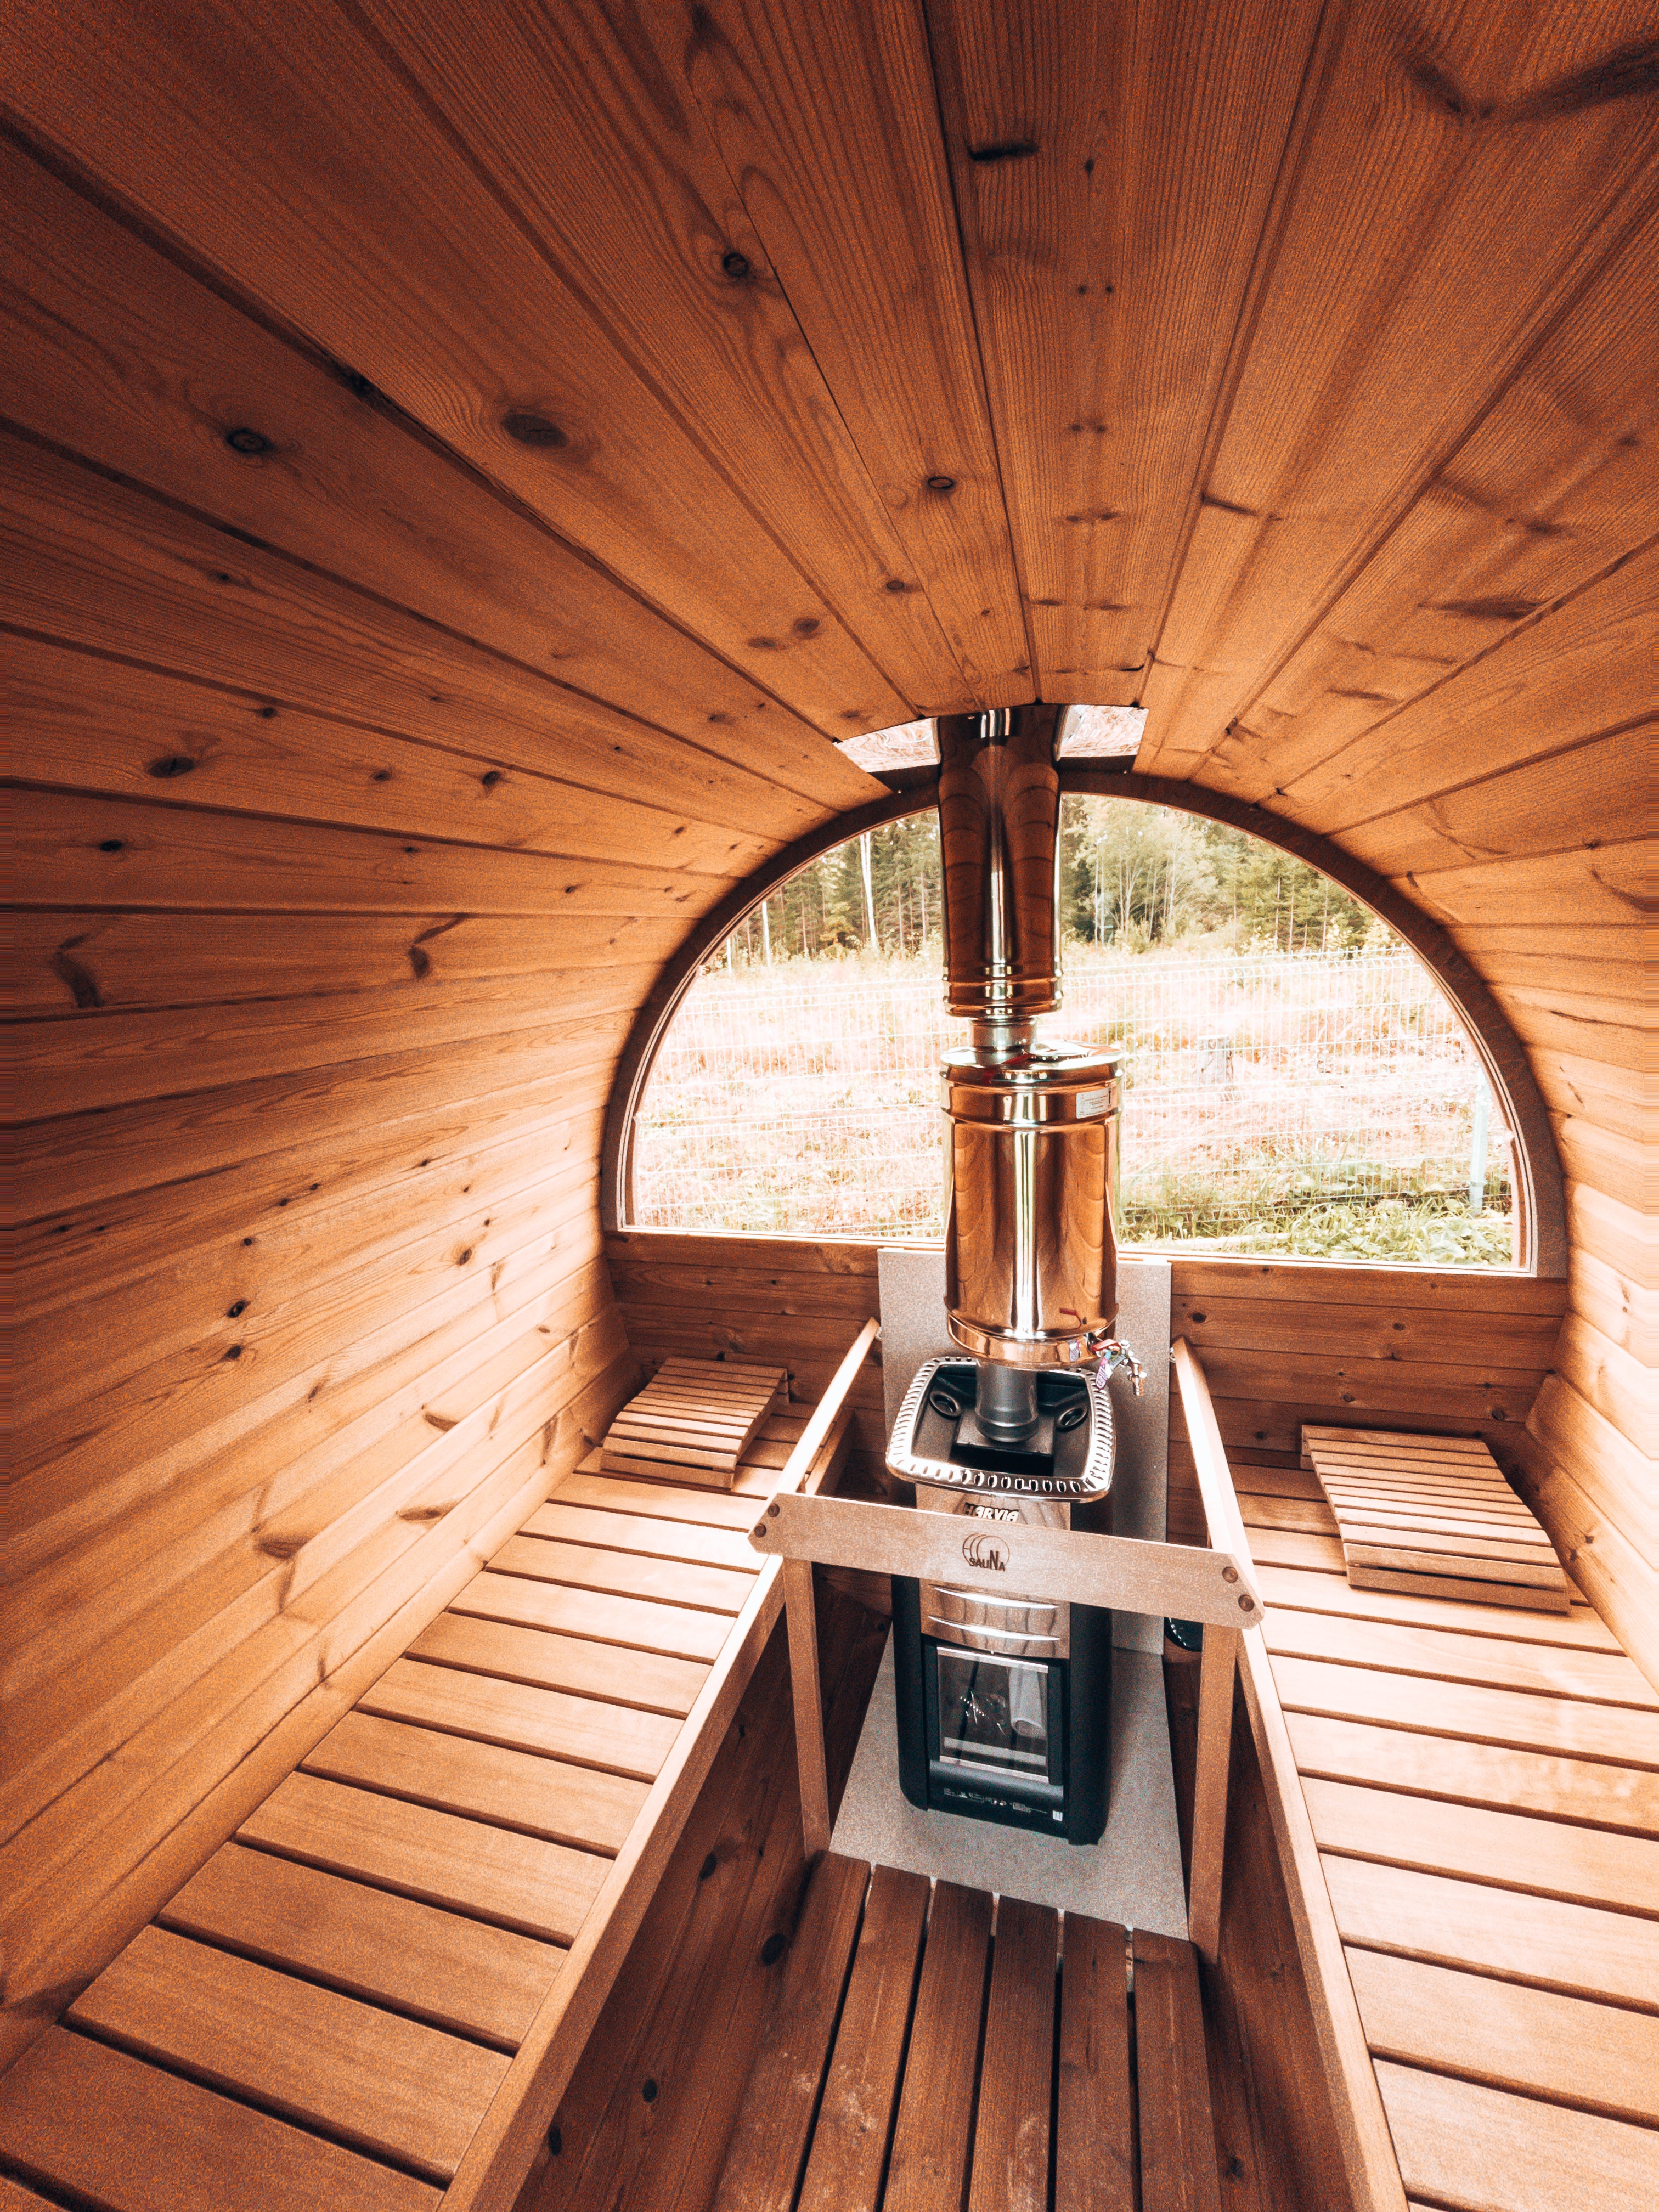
[962,1531,1009,1572]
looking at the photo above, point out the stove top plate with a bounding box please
[886,1355,1115,1498]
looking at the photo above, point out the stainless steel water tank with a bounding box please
[943,1040,1122,1364]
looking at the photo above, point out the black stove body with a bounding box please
[888,1357,1114,1844]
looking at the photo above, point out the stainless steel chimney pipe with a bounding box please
[938,706,1063,1038]
[936,708,1123,1376]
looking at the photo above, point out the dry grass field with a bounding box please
[633,946,1515,1266]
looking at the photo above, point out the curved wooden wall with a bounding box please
[3,0,1652,2059]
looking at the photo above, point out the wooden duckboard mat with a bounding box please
[601,1358,786,1487]
[708,1854,1222,2212]
[1229,1448,1659,2212]
[0,1400,853,2212]
[1302,1426,1573,1615]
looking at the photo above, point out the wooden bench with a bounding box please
[0,1327,878,2212]
[1174,1342,1659,2212]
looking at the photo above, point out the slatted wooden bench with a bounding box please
[1174,1345,1659,2212]
[0,1328,878,2212]
[709,1853,1222,2212]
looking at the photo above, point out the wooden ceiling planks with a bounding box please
[926,0,1328,706]
[10,787,739,927]
[663,0,1032,708]
[5,1287,619,1821]
[5,3,1648,782]
[10,1072,612,1334]
[1205,203,1659,805]
[1329,726,1645,884]
[1271,557,1657,850]
[1137,0,1659,777]
[0,433,860,831]
[0,132,850,786]
[354,0,980,720]
[1403,836,1647,932]
[1,0,963,731]
[9,909,687,1024]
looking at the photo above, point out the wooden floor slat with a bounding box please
[1285,1713,1659,1835]
[449,1567,731,1661]
[67,1924,507,2182]
[522,1498,759,1572]
[1252,1561,1624,1650]
[1346,1564,1573,1612]
[884,1881,994,2212]
[704,1858,1222,2212]
[557,1469,764,1530]
[1318,1495,1539,1531]
[240,1772,607,1943]
[491,1532,753,1613]
[1263,1609,1658,1707]
[358,1656,679,1781]
[1133,1928,1225,2212]
[1273,1656,1659,1768]
[0,2028,441,2211]
[1056,1914,1135,2212]
[601,1359,785,1483]
[1245,1527,1366,1575]
[1305,1429,1575,1615]
[160,1842,564,2049]
[1306,1777,1659,1914]
[969,1898,1059,2212]
[407,1611,708,1717]
[709,1853,870,2212]
[1321,1855,1659,2013]
[1376,2060,1659,2210]
[1303,1430,1494,1463]
[797,1863,930,2212]
[301,1711,647,1855]
[1346,1949,1659,2128]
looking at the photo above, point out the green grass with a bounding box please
[1121,1190,1514,1266]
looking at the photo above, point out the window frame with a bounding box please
[601,767,1565,1276]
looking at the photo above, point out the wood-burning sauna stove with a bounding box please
[887,703,1143,1844]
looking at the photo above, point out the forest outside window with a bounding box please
[628,799,1517,1268]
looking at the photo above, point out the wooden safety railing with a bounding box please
[749,1335,1262,1963]
[1170,1338,1408,2212]
[754,1331,1406,2212]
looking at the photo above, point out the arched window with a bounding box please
[614,791,1548,1271]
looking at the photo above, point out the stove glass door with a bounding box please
[934,1649,1054,1781]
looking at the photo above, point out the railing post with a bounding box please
[771,1317,879,1860]
[783,1556,831,1857]
[1187,1623,1240,1963]
[1170,1338,1259,1962]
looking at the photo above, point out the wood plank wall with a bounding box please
[1134,405,1654,1679]
[0,134,878,2070]
[602,1231,1568,1545]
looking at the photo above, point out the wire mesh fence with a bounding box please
[631,947,1514,1263]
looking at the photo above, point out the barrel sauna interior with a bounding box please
[3,5,1651,2210]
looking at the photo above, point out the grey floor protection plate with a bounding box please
[829,1635,1188,1935]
